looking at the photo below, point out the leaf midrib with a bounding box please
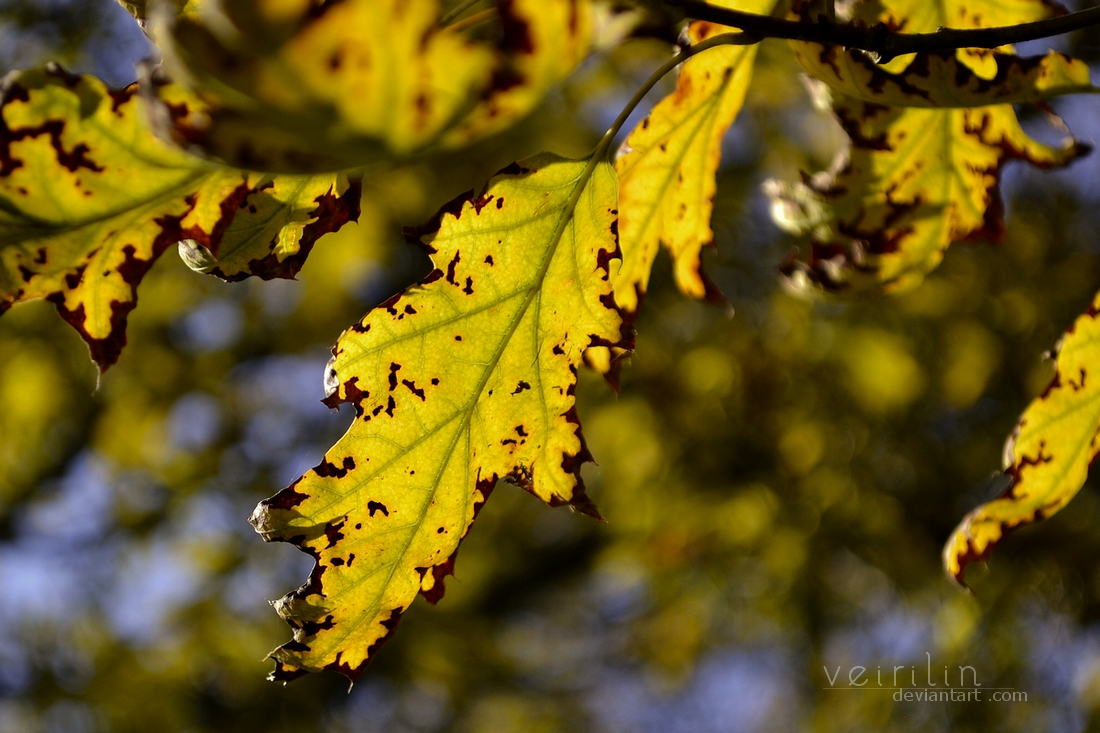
[292,160,611,668]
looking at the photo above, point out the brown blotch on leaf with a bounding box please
[403,188,474,248]
[324,519,347,548]
[496,161,532,177]
[367,501,389,518]
[445,250,461,285]
[258,478,310,512]
[474,193,494,213]
[402,379,426,400]
[314,455,356,479]
[212,178,363,282]
[300,614,336,637]
[323,375,368,416]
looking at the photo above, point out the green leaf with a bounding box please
[771,94,1087,295]
[249,152,625,680]
[944,292,1100,585]
[0,67,360,370]
[154,0,592,172]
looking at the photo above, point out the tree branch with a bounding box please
[664,0,1100,62]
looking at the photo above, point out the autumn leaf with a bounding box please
[850,0,1067,77]
[945,291,1100,585]
[154,0,592,172]
[794,46,1095,108]
[249,152,626,680]
[773,96,1086,294]
[114,0,197,23]
[0,67,360,370]
[612,4,772,315]
[584,3,770,379]
[772,0,1092,294]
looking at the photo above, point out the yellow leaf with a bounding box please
[0,67,360,370]
[249,153,626,680]
[774,0,1089,294]
[773,97,1087,294]
[613,4,772,314]
[849,0,1064,77]
[586,4,772,379]
[155,0,592,172]
[944,292,1100,585]
[795,46,1095,108]
[442,0,592,147]
[114,0,198,22]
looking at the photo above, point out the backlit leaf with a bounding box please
[772,92,1087,295]
[613,5,771,315]
[773,0,1089,294]
[795,46,1095,108]
[944,291,1100,585]
[114,0,197,23]
[249,153,626,680]
[155,0,592,172]
[850,0,1066,77]
[586,4,771,379]
[0,67,360,370]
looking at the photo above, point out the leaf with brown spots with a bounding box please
[774,0,1089,295]
[848,0,1068,77]
[611,2,774,315]
[945,291,1100,586]
[0,68,360,370]
[795,46,1095,109]
[770,93,1087,295]
[153,0,592,172]
[585,1,773,379]
[250,152,626,681]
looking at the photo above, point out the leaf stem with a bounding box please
[440,0,488,26]
[592,31,760,163]
[664,0,1100,63]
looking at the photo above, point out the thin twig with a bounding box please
[665,0,1100,62]
[595,31,760,159]
[448,7,497,33]
[440,0,486,26]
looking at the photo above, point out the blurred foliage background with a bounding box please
[3,1,1100,731]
